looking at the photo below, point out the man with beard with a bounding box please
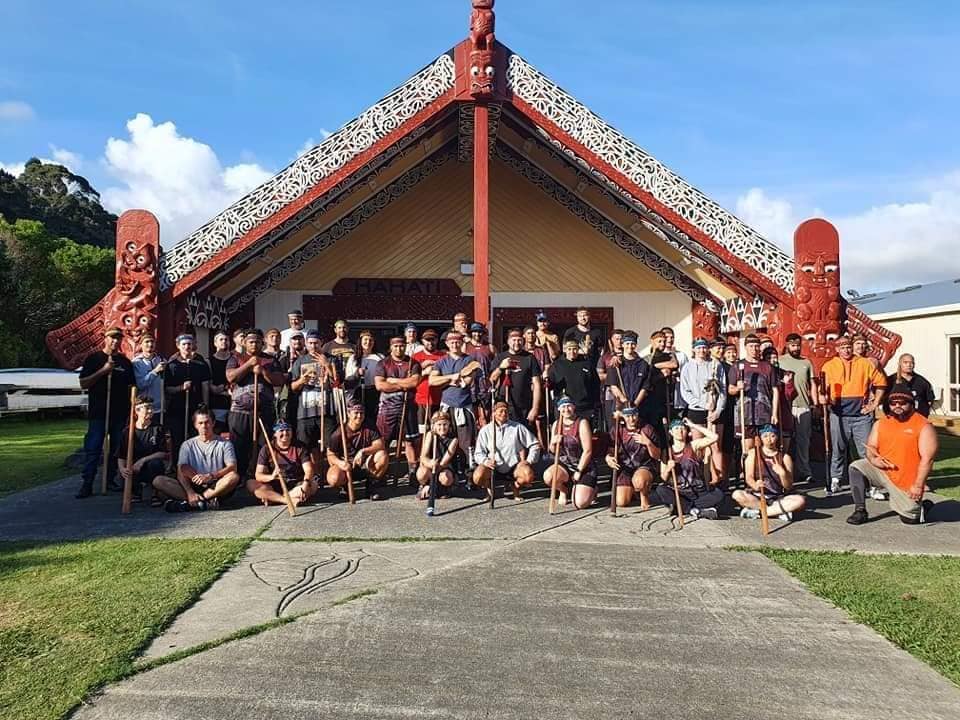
[76,327,135,498]
[562,307,603,368]
[290,329,330,467]
[473,400,541,501]
[597,328,624,432]
[251,420,316,507]
[490,328,542,427]
[280,309,307,351]
[327,403,389,500]
[778,332,815,483]
[322,319,359,404]
[429,331,481,476]
[208,331,234,433]
[374,336,422,483]
[885,353,935,418]
[226,329,287,477]
[164,334,211,463]
[846,385,937,526]
[534,310,560,361]
[412,329,444,433]
[548,339,600,421]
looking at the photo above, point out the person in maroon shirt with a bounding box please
[250,420,316,507]
[327,403,389,500]
[727,334,780,454]
[374,337,422,484]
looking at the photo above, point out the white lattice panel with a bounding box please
[160,53,456,290]
[506,53,794,293]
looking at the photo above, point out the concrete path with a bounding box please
[74,540,960,720]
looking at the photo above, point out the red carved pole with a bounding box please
[473,102,490,326]
[793,219,843,374]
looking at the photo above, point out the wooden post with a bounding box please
[473,102,490,326]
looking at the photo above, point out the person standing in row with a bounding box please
[358,330,384,425]
[563,307,603,368]
[490,328,542,428]
[403,323,424,358]
[323,319,359,404]
[608,331,653,420]
[548,339,601,422]
[728,334,779,455]
[132,333,165,423]
[778,333,814,483]
[226,329,286,477]
[289,330,330,468]
[208,331,233,434]
[279,309,307,351]
[164,334,211,463]
[76,327,134,498]
[680,338,726,484]
[429,332,480,476]
[661,326,687,414]
[374,337,422,483]
[884,353,935,418]
[597,329,624,431]
[412,330,444,433]
[819,335,886,493]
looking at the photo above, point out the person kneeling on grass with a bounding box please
[249,421,317,507]
[542,395,595,509]
[327,403,389,500]
[846,384,937,526]
[116,395,173,506]
[474,401,541,501]
[733,424,805,522]
[416,410,459,500]
[656,418,724,519]
[154,407,240,512]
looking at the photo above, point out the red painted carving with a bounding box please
[793,219,843,368]
[46,210,161,368]
[692,301,719,339]
[469,1,496,98]
[844,303,901,369]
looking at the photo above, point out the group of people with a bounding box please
[75,307,939,527]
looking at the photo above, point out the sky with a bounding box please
[2,0,959,293]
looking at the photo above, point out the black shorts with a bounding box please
[561,463,597,488]
[377,402,420,444]
[614,463,656,487]
[685,408,708,425]
[296,415,322,450]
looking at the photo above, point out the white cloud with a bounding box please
[100,113,274,247]
[49,145,82,172]
[0,100,34,121]
[0,161,26,176]
[735,177,960,293]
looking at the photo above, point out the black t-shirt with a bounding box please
[884,373,936,417]
[562,325,603,366]
[257,442,310,483]
[647,350,674,414]
[209,353,231,412]
[116,424,167,462]
[548,357,600,412]
[227,353,282,414]
[164,355,212,414]
[492,350,541,415]
[80,351,133,422]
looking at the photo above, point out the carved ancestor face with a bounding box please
[797,243,839,289]
[473,0,494,9]
[119,239,157,278]
[470,49,495,97]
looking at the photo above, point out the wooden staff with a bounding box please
[183,354,191,448]
[251,369,259,477]
[396,382,408,461]
[754,443,770,536]
[121,386,137,514]
[101,368,113,495]
[427,428,439,517]
[738,360,748,471]
[819,372,832,490]
[609,413,620,517]
[159,357,166,426]
[257,417,296,517]
[663,418,684,529]
[335,387,356,505]
[489,397,497,509]
[548,416,563,514]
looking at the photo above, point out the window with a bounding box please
[950,336,960,414]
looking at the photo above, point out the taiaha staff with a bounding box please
[396,363,409,461]
[609,412,620,517]
[251,366,259,478]
[662,417,684,529]
[101,366,113,495]
[548,416,563,515]
[754,441,770,536]
[739,361,769,536]
[489,388,497,509]
[819,371,832,492]
[257,417,296,517]
[121,386,137,514]
[427,428,439,517]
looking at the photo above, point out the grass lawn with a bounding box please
[760,548,960,686]
[930,432,960,499]
[0,417,86,496]
[0,537,247,720]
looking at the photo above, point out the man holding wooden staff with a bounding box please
[226,329,286,478]
[76,327,133,498]
[604,406,660,509]
[373,336,422,485]
[326,403,389,500]
[727,334,779,457]
[116,396,171,505]
[490,328,542,428]
[250,420,316,507]
[289,329,330,468]
[473,400,540,502]
[163,334,211,462]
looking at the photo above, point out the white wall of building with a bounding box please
[871,307,960,415]
[255,290,327,333]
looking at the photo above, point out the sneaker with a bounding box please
[365,480,385,501]
[164,499,189,513]
[920,498,934,524]
[690,507,701,519]
[75,481,94,499]
[696,507,719,520]
[827,478,841,495]
[775,511,793,522]
[739,507,760,520]
[869,486,887,501]
[846,507,869,525]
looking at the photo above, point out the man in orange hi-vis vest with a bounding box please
[846,384,938,526]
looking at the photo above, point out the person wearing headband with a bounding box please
[412,329,445,435]
[429,330,481,477]
[322,320,360,405]
[289,330,332,467]
[543,395,596,508]
[819,335,887,494]
[164,332,212,463]
[733,424,806,522]
[658,417,724,519]
[605,405,660,509]
[846,385,937,526]
[250,420,316,507]
[116,396,172,505]
[727,333,779,456]
[608,330,655,431]
[326,402,389,500]
[474,400,541,501]
[208,331,234,433]
[547,337,601,421]
[374,337,423,485]
[416,411,459,501]
[534,311,560,360]
[680,337,727,486]
[280,310,309,352]
[76,326,135,498]
[226,328,287,478]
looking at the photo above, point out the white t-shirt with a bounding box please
[280,325,310,351]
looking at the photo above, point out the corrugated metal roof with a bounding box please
[850,277,960,315]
